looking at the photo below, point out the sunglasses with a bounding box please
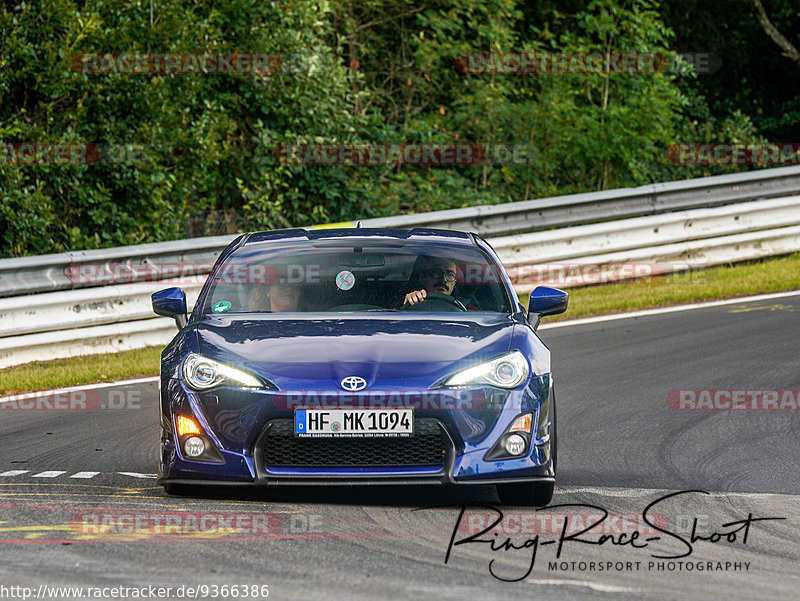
[422,268,457,283]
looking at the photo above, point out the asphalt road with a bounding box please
[1,292,798,600]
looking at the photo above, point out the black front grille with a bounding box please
[260,418,449,468]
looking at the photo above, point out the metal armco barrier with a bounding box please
[359,164,800,236]
[3,165,800,299]
[2,169,800,369]
[0,235,234,298]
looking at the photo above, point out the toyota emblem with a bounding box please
[340,376,367,392]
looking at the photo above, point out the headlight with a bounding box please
[442,351,530,389]
[181,353,265,390]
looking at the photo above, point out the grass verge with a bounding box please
[2,252,799,395]
[0,346,162,396]
[523,251,800,322]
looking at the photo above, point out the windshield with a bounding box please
[200,239,513,314]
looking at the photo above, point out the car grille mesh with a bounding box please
[260,418,449,468]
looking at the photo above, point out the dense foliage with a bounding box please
[1,0,797,257]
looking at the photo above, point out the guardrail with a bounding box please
[492,195,800,292]
[2,194,799,369]
[0,235,233,298]
[360,164,800,236]
[4,165,800,299]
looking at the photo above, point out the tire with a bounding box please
[496,481,554,506]
[163,482,196,496]
[551,386,558,475]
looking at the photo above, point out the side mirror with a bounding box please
[527,286,569,330]
[152,287,188,329]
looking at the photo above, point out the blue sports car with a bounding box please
[152,228,567,505]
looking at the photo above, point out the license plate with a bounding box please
[294,408,413,438]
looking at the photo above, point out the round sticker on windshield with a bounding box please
[212,301,231,313]
[336,270,355,291]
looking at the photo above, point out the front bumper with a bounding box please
[158,475,555,487]
[158,376,555,486]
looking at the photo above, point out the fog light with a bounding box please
[504,433,527,456]
[184,436,205,458]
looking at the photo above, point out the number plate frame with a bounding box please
[294,408,414,438]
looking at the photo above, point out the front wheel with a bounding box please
[496,481,554,506]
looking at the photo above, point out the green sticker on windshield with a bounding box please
[212,301,231,313]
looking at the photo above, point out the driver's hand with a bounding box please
[404,289,427,305]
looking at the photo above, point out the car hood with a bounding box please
[191,313,515,390]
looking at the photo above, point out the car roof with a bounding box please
[243,227,476,246]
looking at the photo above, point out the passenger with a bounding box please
[249,282,302,312]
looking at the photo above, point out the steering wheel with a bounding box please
[401,291,467,312]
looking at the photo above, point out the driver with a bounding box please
[403,256,458,306]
